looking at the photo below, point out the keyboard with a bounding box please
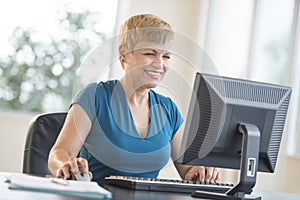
[104,176,234,194]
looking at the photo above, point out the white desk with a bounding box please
[1,172,300,200]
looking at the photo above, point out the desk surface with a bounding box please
[1,172,300,200]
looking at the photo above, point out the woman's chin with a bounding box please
[143,81,159,89]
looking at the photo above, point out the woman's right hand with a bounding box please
[55,157,92,179]
[48,105,92,179]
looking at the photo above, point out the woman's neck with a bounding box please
[119,77,149,106]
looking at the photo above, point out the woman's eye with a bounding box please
[144,53,155,56]
[163,55,171,60]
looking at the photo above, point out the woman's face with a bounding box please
[122,42,171,89]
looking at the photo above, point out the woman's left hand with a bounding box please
[184,166,220,183]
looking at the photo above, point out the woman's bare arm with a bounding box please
[48,104,92,178]
[171,125,220,183]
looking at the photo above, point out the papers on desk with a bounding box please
[5,173,112,199]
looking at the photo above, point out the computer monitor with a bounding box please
[175,73,292,200]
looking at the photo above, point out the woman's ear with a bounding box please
[119,45,126,63]
[119,45,128,69]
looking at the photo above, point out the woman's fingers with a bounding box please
[56,157,90,179]
[185,166,220,183]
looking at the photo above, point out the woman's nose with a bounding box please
[152,55,163,68]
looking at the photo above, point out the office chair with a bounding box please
[23,112,67,175]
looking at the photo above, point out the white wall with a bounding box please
[0,111,35,172]
[115,0,209,43]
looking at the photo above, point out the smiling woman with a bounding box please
[48,13,221,185]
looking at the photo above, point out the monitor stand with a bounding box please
[191,123,262,200]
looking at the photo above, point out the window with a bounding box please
[0,0,118,113]
[205,0,300,155]
[204,0,254,78]
[248,0,294,84]
[289,0,300,154]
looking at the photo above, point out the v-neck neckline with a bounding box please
[117,81,152,139]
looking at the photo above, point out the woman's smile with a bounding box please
[144,69,163,80]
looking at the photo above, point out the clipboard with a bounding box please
[6,173,112,199]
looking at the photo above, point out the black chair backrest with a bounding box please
[23,112,67,175]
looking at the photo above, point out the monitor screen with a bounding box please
[175,72,292,199]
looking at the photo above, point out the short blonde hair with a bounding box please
[119,14,174,51]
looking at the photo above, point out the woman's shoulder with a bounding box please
[150,90,182,123]
[75,80,119,98]
[150,90,175,106]
[82,80,119,91]
[98,79,118,86]
[97,80,119,90]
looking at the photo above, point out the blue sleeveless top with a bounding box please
[72,80,183,181]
